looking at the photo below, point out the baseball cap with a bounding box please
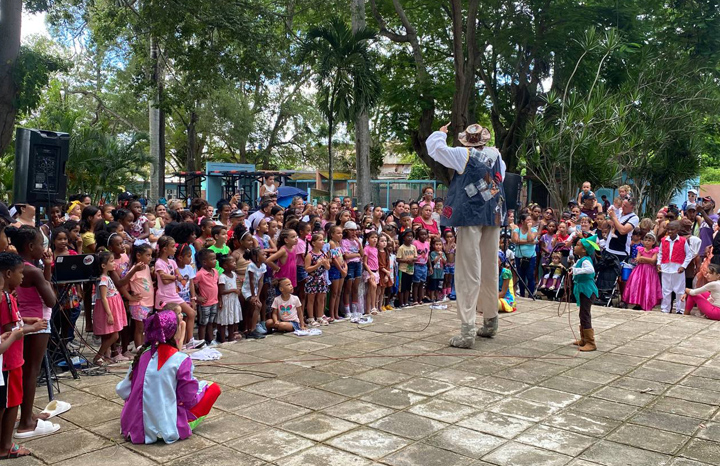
[689,189,698,195]
[686,202,697,210]
[230,210,245,218]
[343,221,359,230]
[0,202,17,224]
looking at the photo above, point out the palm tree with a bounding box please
[67,127,152,202]
[301,18,381,197]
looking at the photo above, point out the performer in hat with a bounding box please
[570,235,600,352]
[426,123,507,348]
[116,308,221,444]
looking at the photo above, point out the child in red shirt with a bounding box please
[0,252,47,459]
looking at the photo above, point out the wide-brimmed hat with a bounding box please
[458,124,491,147]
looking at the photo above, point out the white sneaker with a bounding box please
[661,309,671,314]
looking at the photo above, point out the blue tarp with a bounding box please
[276,186,308,208]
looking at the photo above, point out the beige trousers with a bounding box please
[455,225,501,327]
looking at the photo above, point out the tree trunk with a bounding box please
[0,0,22,156]
[148,36,162,202]
[328,116,334,198]
[186,111,198,172]
[351,0,372,206]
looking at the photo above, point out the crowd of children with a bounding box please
[506,182,720,321]
[1,180,719,450]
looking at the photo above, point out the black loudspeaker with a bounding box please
[13,128,69,205]
[503,172,523,212]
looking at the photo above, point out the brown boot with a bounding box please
[578,328,596,352]
[572,325,585,346]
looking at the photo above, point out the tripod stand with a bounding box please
[500,227,536,301]
[41,281,89,401]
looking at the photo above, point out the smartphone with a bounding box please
[312,199,317,207]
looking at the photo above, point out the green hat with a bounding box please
[579,234,600,257]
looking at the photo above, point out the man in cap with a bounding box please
[426,123,506,348]
[697,196,717,261]
[0,202,17,226]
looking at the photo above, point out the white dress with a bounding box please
[217,272,242,325]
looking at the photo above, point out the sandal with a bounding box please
[0,443,31,459]
[93,357,110,367]
[111,354,130,363]
[14,420,60,439]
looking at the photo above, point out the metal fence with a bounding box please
[347,180,448,209]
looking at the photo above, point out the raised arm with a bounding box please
[425,130,471,174]
[426,126,506,179]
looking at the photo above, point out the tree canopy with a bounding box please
[0,0,718,204]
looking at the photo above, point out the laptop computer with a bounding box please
[53,254,98,284]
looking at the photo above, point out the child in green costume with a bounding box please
[570,235,599,351]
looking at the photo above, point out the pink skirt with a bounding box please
[93,294,128,335]
[622,263,662,311]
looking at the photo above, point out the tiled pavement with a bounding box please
[17,298,720,465]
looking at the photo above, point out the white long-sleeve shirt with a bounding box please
[657,236,692,273]
[689,281,720,303]
[572,257,595,275]
[426,131,506,180]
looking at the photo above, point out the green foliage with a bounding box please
[12,44,69,119]
[301,17,381,193]
[408,160,431,180]
[303,18,381,124]
[701,167,720,185]
[67,127,151,202]
[369,140,384,177]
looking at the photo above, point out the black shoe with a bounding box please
[246,330,266,339]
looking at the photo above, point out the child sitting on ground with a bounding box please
[682,263,720,320]
[266,278,305,332]
[539,252,566,291]
[498,251,516,313]
[116,308,221,444]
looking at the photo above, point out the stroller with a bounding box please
[594,250,622,307]
[537,247,572,301]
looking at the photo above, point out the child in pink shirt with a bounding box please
[412,228,430,304]
[194,249,219,346]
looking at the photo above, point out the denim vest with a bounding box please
[442,146,507,227]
